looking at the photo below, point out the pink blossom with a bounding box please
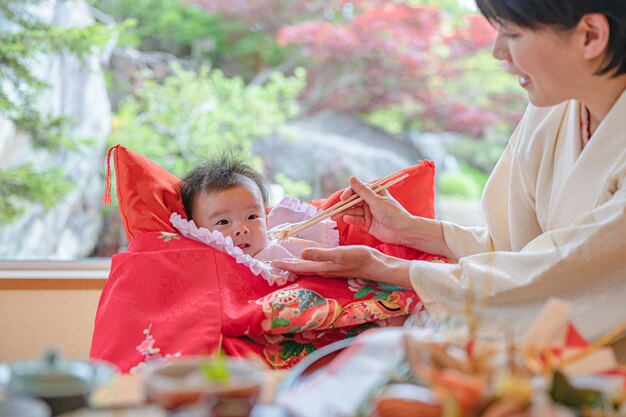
[136,337,155,354]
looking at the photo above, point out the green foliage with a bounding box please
[0,164,73,224]
[365,106,409,135]
[460,164,489,190]
[110,65,306,176]
[97,0,222,59]
[215,18,294,78]
[409,0,475,13]
[439,172,478,199]
[444,50,524,113]
[443,135,506,174]
[97,0,291,79]
[0,6,112,124]
[438,164,488,200]
[0,1,114,224]
[273,173,311,200]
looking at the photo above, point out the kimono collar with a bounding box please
[547,90,626,229]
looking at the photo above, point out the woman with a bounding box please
[273,0,626,346]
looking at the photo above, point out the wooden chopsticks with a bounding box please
[272,169,408,240]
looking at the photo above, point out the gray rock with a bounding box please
[0,1,111,259]
[253,111,425,199]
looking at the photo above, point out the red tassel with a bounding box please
[102,145,117,205]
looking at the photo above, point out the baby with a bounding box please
[179,153,337,263]
[181,153,270,257]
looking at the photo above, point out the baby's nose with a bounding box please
[234,227,248,236]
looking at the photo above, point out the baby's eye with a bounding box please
[248,214,260,220]
[215,219,229,226]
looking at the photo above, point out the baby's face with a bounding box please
[192,179,268,256]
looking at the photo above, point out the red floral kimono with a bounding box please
[90,231,445,372]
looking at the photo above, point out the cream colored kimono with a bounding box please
[410,90,626,342]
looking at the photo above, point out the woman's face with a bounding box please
[492,21,585,107]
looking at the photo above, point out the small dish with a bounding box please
[143,356,264,415]
[276,338,354,394]
[0,350,117,416]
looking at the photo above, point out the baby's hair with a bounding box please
[181,152,268,220]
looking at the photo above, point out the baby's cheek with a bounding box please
[260,229,270,247]
[194,219,210,230]
[211,225,231,238]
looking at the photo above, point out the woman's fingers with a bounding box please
[343,176,392,201]
[362,203,373,228]
[350,177,383,203]
[342,214,366,227]
[335,206,367,227]
[271,259,332,275]
[332,205,364,220]
[271,259,346,277]
[340,205,365,215]
[271,247,370,277]
[334,176,394,227]
[271,248,335,272]
[339,186,355,201]
[342,204,373,229]
[300,247,343,261]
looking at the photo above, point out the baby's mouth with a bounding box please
[236,243,250,250]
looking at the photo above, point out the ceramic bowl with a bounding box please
[143,356,264,416]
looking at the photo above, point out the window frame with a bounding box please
[0,259,110,289]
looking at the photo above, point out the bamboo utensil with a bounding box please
[271,170,408,240]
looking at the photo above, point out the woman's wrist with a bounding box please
[396,215,453,258]
[363,250,412,289]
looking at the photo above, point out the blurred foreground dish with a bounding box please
[143,356,264,417]
[0,349,117,416]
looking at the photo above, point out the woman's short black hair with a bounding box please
[180,152,268,220]
[475,0,626,77]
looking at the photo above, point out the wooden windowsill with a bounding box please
[0,278,107,290]
[0,259,111,289]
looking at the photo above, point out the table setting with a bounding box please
[275,298,626,417]
[1,298,624,417]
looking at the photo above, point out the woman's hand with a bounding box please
[272,246,412,288]
[337,176,453,258]
[337,176,416,245]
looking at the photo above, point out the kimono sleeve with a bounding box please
[409,181,626,342]
[440,120,523,260]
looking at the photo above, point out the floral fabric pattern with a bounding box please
[129,324,181,374]
[92,231,446,371]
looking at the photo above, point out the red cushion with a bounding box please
[104,144,435,245]
[103,144,185,242]
[96,145,438,372]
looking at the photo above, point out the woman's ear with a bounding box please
[577,13,610,61]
